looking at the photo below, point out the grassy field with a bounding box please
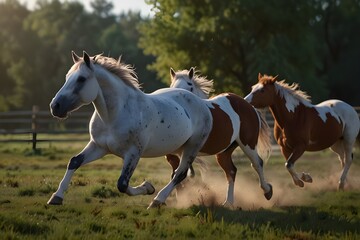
[0,142,359,239]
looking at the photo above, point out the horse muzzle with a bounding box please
[50,96,71,119]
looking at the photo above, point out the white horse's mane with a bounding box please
[175,69,214,97]
[69,55,141,89]
[94,55,140,89]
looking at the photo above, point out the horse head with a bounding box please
[245,73,278,108]
[170,67,213,99]
[50,51,100,119]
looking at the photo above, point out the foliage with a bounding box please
[0,0,163,111]
[140,0,360,104]
[0,0,359,112]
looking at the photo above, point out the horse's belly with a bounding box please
[306,127,343,151]
[141,126,193,157]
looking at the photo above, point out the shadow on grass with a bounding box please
[190,205,359,235]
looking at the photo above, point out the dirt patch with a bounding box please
[170,153,360,209]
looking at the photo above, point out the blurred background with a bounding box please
[0,0,359,112]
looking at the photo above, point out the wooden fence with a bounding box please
[0,106,92,150]
[1,105,360,151]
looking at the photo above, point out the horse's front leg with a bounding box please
[47,141,107,205]
[117,150,155,196]
[283,146,307,187]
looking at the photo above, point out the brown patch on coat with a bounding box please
[273,101,343,152]
[226,93,259,149]
[200,103,233,154]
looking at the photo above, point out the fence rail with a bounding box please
[0,106,92,150]
[1,106,360,151]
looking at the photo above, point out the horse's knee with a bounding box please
[67,154,84,170]
[117,176,128,193]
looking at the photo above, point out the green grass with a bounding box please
[0,143,359,239]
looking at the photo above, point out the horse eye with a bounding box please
[260,88,265,93]
[187,82,193,86]
[77,76,86,83]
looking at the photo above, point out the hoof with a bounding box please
[294,179,304,188]
[301,173,313,183]
[47,194,63,205]
[147,200,166,209]
[338,181,345,191]
[141,181,155,195]
[222,201,235,209]
[264,184,273,200]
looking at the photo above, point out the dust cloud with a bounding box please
[168,155,360,210]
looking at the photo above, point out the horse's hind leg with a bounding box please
[166,154,180,179]
[240,144,272,200]
[337,140,354,190]
[330,140,345,168]
[166,154,195,178]
[215,144,237,206]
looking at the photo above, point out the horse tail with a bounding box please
[256,109,272,162]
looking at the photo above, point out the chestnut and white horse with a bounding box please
[245,74,360,189]
[167,68,273,205]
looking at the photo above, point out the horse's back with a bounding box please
[202,93,260,152]
[317,99,360,141]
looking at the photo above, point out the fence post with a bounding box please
[32,105,39,151]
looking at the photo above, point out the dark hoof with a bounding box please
[264,184,273,200]
[141,181,155,195]
[338,181,345,191]
[147,200,166,209]
[301,172,313,183]
[47,194,63,205]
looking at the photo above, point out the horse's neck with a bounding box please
[92,68,142,123]
[194,88,208,99]
[269,95,301,128]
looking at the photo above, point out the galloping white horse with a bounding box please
[48,52,214,208]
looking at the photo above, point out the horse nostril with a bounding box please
[54,102,60,110]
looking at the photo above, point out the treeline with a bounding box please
[140,0,360,105]
[1,0,360,112]
[0,0,163,111]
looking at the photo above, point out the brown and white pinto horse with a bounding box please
[245,74,360,189]
[167,68,273,206]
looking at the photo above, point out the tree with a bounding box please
[0,0,163,110]
[98,11,163,92]
[313,0,360,105]
[0,0,31,111]
[139,0,359,104]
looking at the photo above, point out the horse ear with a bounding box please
[72,51,81,63]
[188,67,194,79]
[83,51,92,69]
[170,68,176,79]
[258,73,263,81]
[271,75,279,83]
